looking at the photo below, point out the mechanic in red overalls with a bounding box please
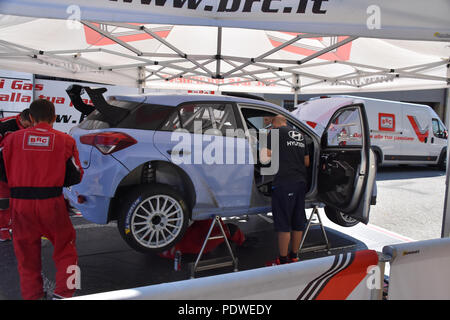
[0,99,83,300]
[0,110,32,241]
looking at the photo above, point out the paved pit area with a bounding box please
[0,165,446,299]
[369,166,446,241]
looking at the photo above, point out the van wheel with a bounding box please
[324,206,359,227]
[438,150,447,171]
[117,184,190,253]
[374,151,382,168]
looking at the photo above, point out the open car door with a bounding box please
[317,103,376,224]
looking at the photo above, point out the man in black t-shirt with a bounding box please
[260,115,310,265]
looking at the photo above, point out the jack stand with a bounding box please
[189,215,239,279]
[298,206,332,255]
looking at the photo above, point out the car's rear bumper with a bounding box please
[64,190,112,224]
[64,150,130,224]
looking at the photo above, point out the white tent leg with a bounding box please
[442,88,450,238]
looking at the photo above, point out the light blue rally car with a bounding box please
[65,86,376,253]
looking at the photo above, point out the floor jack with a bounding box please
[189,215,239,279]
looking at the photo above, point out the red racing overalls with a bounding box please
[0,114,26,241]
[0,122,83,300]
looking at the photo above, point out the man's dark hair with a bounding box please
[29,99,55,123]
[20,108,31,122]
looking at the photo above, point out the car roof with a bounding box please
[109,93,285,111]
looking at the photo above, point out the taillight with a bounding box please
[80,132,137,155]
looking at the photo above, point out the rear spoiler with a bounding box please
[66,85,129,125]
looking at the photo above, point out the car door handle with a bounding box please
[167,149,191,155]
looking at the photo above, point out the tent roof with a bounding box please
[0,7,449,94]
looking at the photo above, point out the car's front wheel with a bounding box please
[118,184,190,253]
[324,206,359,227]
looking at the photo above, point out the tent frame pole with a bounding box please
[442,85,450,238]
[0,20,448,91]
[215,27,222,79]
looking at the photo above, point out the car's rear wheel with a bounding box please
[118,184,190,253]
[324,206,359,227]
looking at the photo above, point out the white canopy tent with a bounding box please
[0,1,448,96]
[0,0,450,235]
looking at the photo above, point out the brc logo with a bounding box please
[381,117,393,128]
[28,135,50,147]
[379,113,395,132]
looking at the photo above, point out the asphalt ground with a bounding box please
[0,165,446,300]
[0,214,366,300]
[369,165,447,241]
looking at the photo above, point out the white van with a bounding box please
[295,96,448,170]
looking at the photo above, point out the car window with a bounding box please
[117,104,174,130]
[160,103,237,136]
[240,107,301,131]
[78,100,139,130]
[208,104,238,135]
[432,118,448,139]
[326,108,362,147]
[432,118,443,137]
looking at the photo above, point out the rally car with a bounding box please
[64,85,376,253]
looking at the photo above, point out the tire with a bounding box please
[117,183,190,253]
[374,151,382,169]
[438,149,447,171]
[324,206,359,227]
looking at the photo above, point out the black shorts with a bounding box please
[271,181,307,232]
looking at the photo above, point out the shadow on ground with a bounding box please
[376,165,445,181]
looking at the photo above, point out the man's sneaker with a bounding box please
[288,252,299,263]
[265,256,290,266]
[265,258,281,266]
[0,229,11,242]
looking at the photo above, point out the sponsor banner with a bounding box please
[0,0,449,41]
[72,250,379,300]
[0,71,197,133]
[0,71,34,117]
[383,238,450,300]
